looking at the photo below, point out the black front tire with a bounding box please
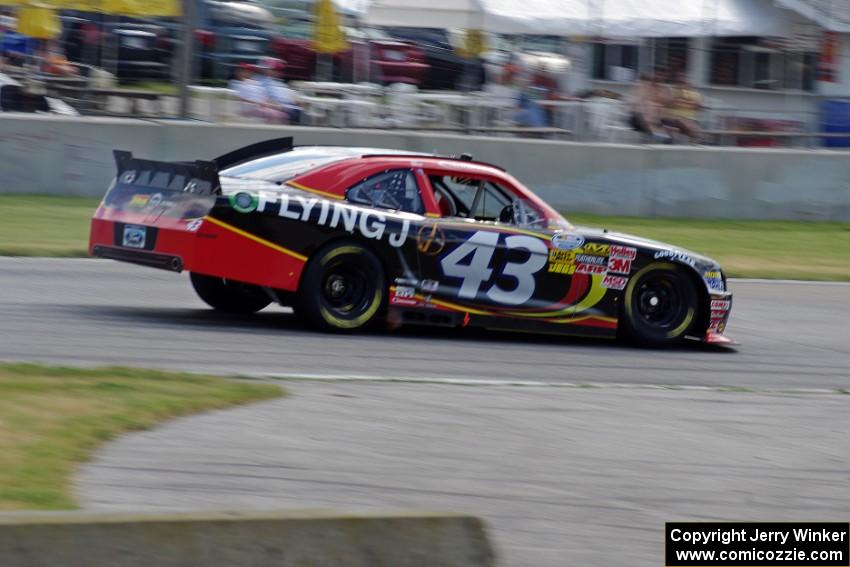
[296,242,385,332]
[620,262,699,347]
[190,273,271,314]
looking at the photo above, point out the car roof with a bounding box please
[220,146,504,183]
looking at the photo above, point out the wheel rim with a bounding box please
[320,259,374,320]
[634,272,687,330]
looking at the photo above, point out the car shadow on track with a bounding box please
[78,303,736,354]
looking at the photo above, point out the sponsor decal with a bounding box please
[610,245,637,260]
[256,191,411,248]
[581,243,610,256]
[122,224,146,248]
[395,286,416,299]
[704,270,724,291]
[420,279,439,293]
[575,263,606,275]
[149,193,163,208]
[549,263,576,275]
[710,299,731,311]
[575,254,607,266]
[654,249,696,267]
[552,232,585,251]
[390,286,421,307]
[129,194,150,208]
[602,274,628,290]
[607,257,632,275]
[186,218,204,232]
[394,277,418,286]
[548,249,576,274]
[229,191,258,213]
[416,224,446,256]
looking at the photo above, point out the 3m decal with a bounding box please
[440,231,548,306]
[607,257,632,275]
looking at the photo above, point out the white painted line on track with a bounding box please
[254,372,846,395]
[730,278,850,286]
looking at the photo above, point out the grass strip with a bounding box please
[0,362,282,510]
[0,195,848,280]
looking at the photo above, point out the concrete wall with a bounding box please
[0,510,495,567]
[2,115,850,221]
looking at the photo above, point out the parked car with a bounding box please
[382,27,483,90]
[61,13,174,81]
[196,0,275,80]
[480,34,570,85]
[270,22,428,86]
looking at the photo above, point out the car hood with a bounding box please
[573,225,720,270]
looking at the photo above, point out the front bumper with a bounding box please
[703,291,735,345]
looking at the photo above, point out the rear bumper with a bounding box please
[91,245,183,272]
[89,214,305,293]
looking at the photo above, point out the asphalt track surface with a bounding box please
[1,257,849,389]
[2,258,849,566]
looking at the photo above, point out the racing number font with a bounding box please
[440,231,548,305]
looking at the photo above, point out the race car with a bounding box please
[89,137,733,346]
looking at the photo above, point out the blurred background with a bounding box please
[2,0,850,148]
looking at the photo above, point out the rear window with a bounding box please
[347,169,423,214]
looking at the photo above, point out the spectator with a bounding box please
[664,70,703,143]
[41,42,78,77]
[256,57,301,124]
[229,62,265,116]
[629,68,673,142]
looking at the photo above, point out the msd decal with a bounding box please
[251,190,411,248]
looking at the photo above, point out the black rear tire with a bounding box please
[296,242,385,332]
[620,262,699,347]
[190,273,271,314]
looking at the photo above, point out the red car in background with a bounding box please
[270,22,428,85]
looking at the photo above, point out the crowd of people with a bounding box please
[228,58,301,124]
[486,56,704,143]
[629,67,704,143]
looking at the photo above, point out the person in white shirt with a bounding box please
[228,62,286,123]
[256,57,301,124]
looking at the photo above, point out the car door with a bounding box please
[415,172,561,316]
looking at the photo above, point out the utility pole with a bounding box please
[177,0,197,119]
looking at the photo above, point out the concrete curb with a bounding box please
[0,510,496,567]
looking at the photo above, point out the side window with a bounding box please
[429,175,513,222]
[346,169,424,214]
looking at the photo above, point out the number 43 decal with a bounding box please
[440,231,548,306]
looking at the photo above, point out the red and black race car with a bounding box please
[89,137,733,346]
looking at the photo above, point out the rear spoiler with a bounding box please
[113,150,222,196]
[111,136,295,195]
[213,136,294,170]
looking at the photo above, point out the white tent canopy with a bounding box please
[337,0,795,37]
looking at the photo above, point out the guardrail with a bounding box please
[0,510,495,567]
